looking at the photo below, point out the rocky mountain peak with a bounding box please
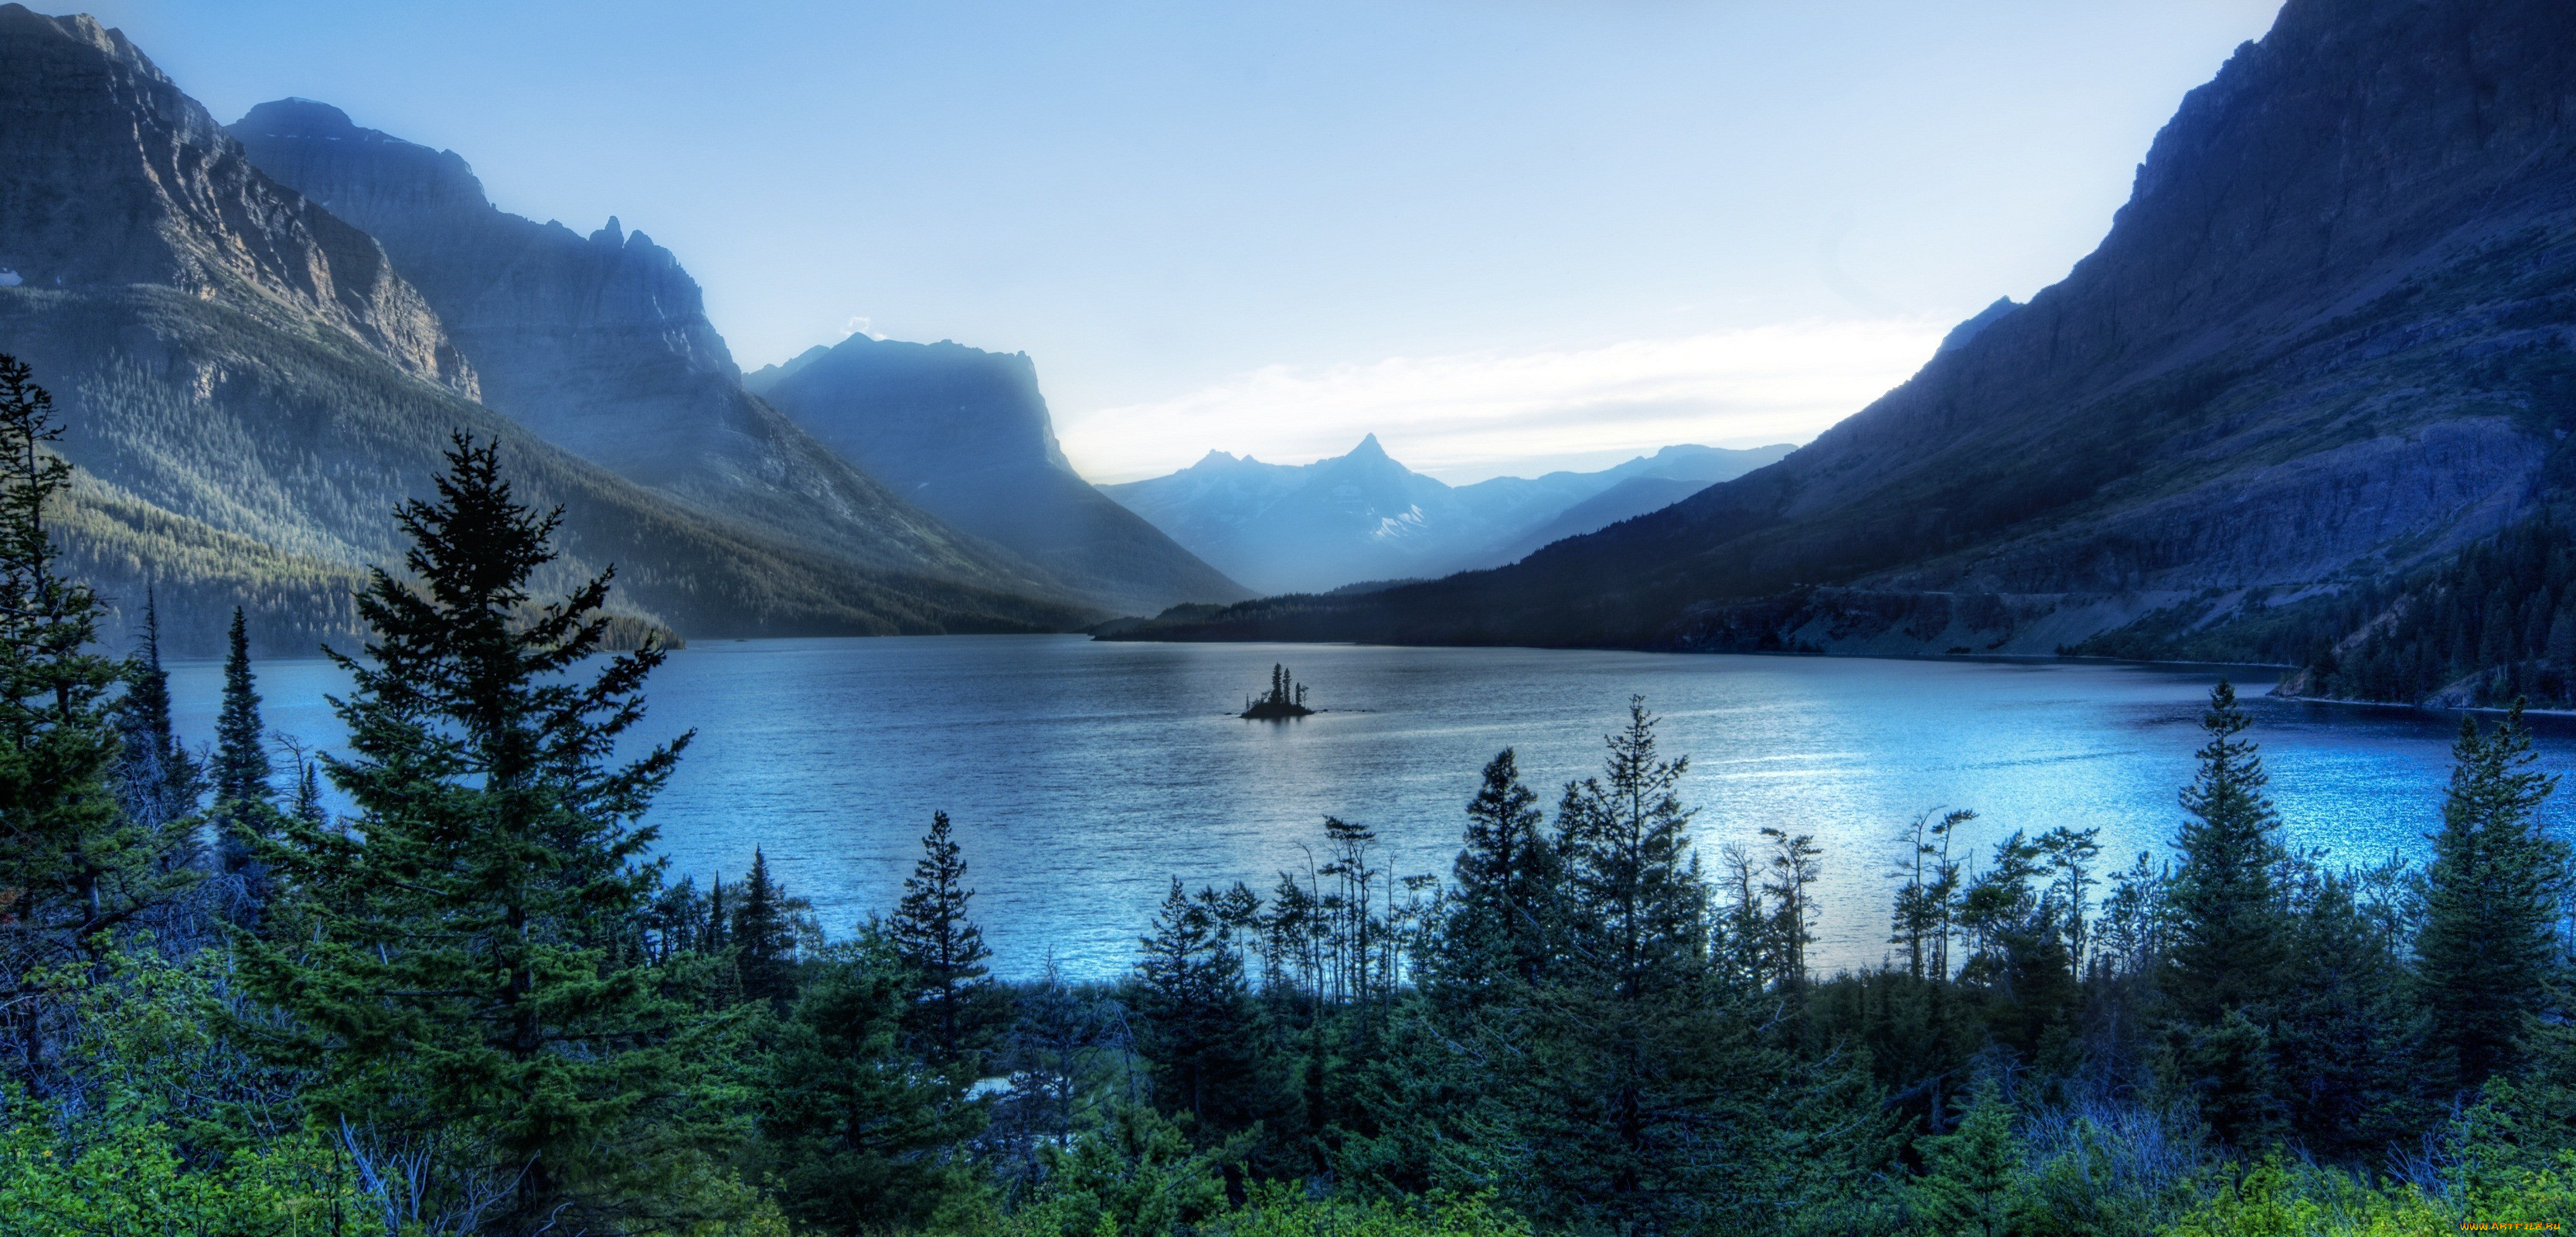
[0,7,475,393]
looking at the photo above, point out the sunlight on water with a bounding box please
[164,636,2576,980]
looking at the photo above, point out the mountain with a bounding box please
[1108,0,2576,676]
[1099,437,1794,595]
[747,334,1247,615]
[0,5,1094,655]
[224,98,1069,598]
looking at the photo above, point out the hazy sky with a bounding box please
[85,1,2282,482]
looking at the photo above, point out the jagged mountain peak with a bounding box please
[0,12,476,392]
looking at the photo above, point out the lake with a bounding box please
[163,635,2576,980]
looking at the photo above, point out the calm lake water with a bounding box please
[162,635,2576,980]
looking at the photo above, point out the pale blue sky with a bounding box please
[85,1,2282,481]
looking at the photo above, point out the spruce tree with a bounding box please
[1910,1085,2028,1237]
[238,435,706,1232]
[210,608,271,809]
[110,591,202,847]
[1136,877,1260,1126]
[757,933,984,1232]
[1428,748,1559,1009]
[732,847,804,1007]
[2416,703,2569,1093]
[2166,680,2288,1023]
[0,355,186,984]
[209,606,277,908]
[888,810,995,1068]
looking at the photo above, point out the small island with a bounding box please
[1241,663,1315,719]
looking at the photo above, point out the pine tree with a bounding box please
[2416,702,2569,1093]
[1557,697,1707,1003]
[1428,748,1559,1009]
[0,355,186,990]
[2166,680,2288,1024]
[1136,877,1259,1126]
[1910,1085,2029,1237]
[1519,697,1756,1232]
[732,847,804,1007]
[208,606,279,910]
[211,608,271,809]
[238,435,707,1232]
[758,932,984,1232]
[889,810,996,1069]
[110,591,202,848]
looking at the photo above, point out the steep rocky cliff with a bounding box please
[0,7,474,394]
[750,334,1247,614]
[227,98,1068,596]
[0,9,1094,653]
[1115,0,2576,661]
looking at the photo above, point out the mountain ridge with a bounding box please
[1101,437,1795,595]
[1106,0,2576,660]
[225,97,1077,600]
[0,6,1100,655]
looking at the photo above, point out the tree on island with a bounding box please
[1243,663,1315,719]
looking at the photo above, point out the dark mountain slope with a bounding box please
[1115,0,2576,660]
[226,98,1067,597]
[750,334,1248,615]
[0,7,1093,654]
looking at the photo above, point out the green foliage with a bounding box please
[0,1096,362,1237]
[733,847,806,1009]
[0,355,191,1000]
[2414,704,2570,1095]
[2166,682,2290,1030]
[890,810,1001,1068]
[1910,1086,2028,1237]
[236,435,723,1230]
[757,934,985,1235]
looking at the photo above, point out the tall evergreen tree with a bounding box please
[238,435,709,1232]
[2166,680,2288,1024]
[209,606,277,906]
[210,608,271,809]
[757,934,984,1233]
[1428,748,1559,1009]
[0,355,186,990]
[2416,703,2569,1093]
[888,810,995,1068]
[110,591,202,847]
[732,847,803,1007]
[1136,877,1261,1128]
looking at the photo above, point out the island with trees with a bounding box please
[1240,663,1314,719]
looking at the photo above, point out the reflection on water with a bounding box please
[165,635,2576,980]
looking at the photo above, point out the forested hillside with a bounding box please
[1110,0,2576,709]
[0,8,1097,656]
[5,354,2571,1235]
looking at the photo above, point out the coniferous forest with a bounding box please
[3,354,2574,1235]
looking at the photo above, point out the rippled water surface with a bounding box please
[165,635,2576,979]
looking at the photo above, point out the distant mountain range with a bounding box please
[1099,437,1793,595]
[1110,0,2576,706]
[0,6,1244,653]
[747,336,1247,615]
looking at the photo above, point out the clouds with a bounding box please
[1059,318,1949,484]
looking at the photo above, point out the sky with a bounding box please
[84,0,2285,482]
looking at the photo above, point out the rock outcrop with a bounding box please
[750,334,1247,614]
[227,98,1066,595]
